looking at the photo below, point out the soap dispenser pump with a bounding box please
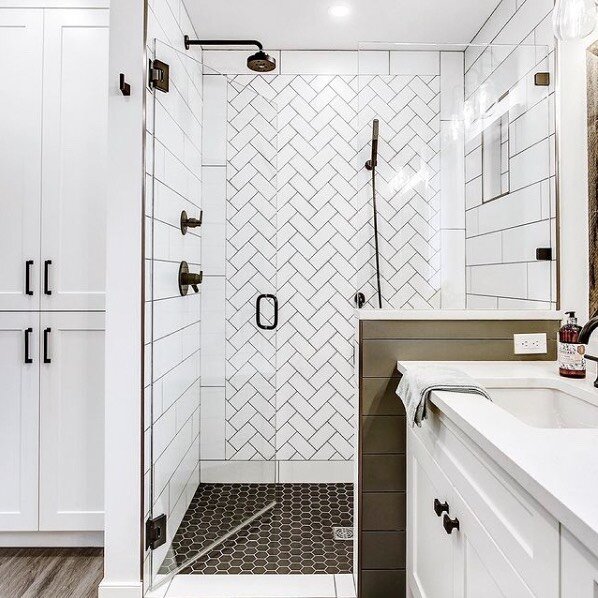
[559,311,586,379]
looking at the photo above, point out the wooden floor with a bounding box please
[0,548,103,598]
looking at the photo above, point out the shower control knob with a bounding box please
[178,261,203,295]
[180,210,202,235]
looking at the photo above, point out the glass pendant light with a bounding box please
[553,0,597,41]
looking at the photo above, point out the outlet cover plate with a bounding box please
[514,333,548,354]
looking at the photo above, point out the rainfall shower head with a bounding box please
[184,37,277,73]
[247,50,277,73]
[365,119,380,171]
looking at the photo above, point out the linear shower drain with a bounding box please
[332,527,354,541]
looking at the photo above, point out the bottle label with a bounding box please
[558,342,586,371]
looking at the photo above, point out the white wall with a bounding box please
[559,31,595,326]
[101,0,145,595]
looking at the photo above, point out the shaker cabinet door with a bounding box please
[39,312,105,531]
[40,9,109,311]
[0,10,43,310]
[0,313,40,530]
[408,434,456,598]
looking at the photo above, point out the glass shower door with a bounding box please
[146,39,278,589]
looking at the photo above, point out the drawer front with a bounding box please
[415,411,559,598]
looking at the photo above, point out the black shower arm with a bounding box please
[184,36,264,51]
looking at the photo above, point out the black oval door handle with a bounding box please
[43,328,51,364]
[24,328,33,364]
[25,261,34,296]
[256,294,278,330]
[44,260,52,296]
[434,499,449,517]
[443,514,460,535]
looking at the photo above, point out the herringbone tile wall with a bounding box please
[357,75,441,309]
[224,73,441,463]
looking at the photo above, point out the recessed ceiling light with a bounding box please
[328,4,352,18]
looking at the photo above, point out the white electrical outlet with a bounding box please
[513,333,548,354]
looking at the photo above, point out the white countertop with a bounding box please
[358,309,562,320]
[397,360,598,557]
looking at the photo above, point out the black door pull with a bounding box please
[434,499,449,517]
[44,260,52,296]
[443,514,460,535]
[25,260,34,296]
[43,328,51,364]
[256,294,278,330]
[24,328,33,364]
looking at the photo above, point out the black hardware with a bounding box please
[534,72,550,86]
[536,247,552,261]
[119,73,131,96]
[146,514,167,550]
[184,37,264,51]
[354,292,366,309]
[149,59,169,93]
[443,514,460,535]
[178,261,203,296]
[25,260,34,296]
[256,294,278,330]
[24,328,33,364]
[180,210,203,235]
[44,260,52,295]
[434,499,449,517]
[43,328,51,364]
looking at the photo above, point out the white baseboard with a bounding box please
[98,580,143,598]
[278,460,354,483]
[199,460,355,483]
[0,531,104,547]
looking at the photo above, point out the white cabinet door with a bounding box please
[39,312,105,531]
[451,489,535,598]
[40,9,109,311]
[0,313,39,530]
[408,433,456,598]
[0,10,43,310]
[561,529,598,597]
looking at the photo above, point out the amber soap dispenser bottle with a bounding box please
[558,311,586,379]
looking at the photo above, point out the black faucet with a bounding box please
[579,316,598,387]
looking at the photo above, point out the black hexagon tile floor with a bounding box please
[158,483,353,575]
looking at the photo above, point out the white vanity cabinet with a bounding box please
[408,406,560,598]
[561,529,598,597]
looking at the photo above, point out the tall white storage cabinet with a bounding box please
[0,6,108,545]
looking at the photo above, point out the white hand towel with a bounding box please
[397,365,491,427]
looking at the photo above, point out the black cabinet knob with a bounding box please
[443,514,460,535]
[434,499,449,517]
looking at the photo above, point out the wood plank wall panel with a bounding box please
[357,318,561,598]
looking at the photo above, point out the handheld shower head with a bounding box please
[365,119,380,171]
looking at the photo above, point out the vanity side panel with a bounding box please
[357,318,561,598]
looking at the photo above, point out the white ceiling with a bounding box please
[185,0,502,51]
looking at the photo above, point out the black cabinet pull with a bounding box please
[434,499,449,517]
[44,260,52,295]
[256,294,278,330]
[43,328,51,364]
[443,514,460,535]
[24,328,33,364]
[25,261,34,296]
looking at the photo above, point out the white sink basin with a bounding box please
[488,386,598,429]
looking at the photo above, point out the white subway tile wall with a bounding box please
[464,0,557,308]
[144,0,202,585]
